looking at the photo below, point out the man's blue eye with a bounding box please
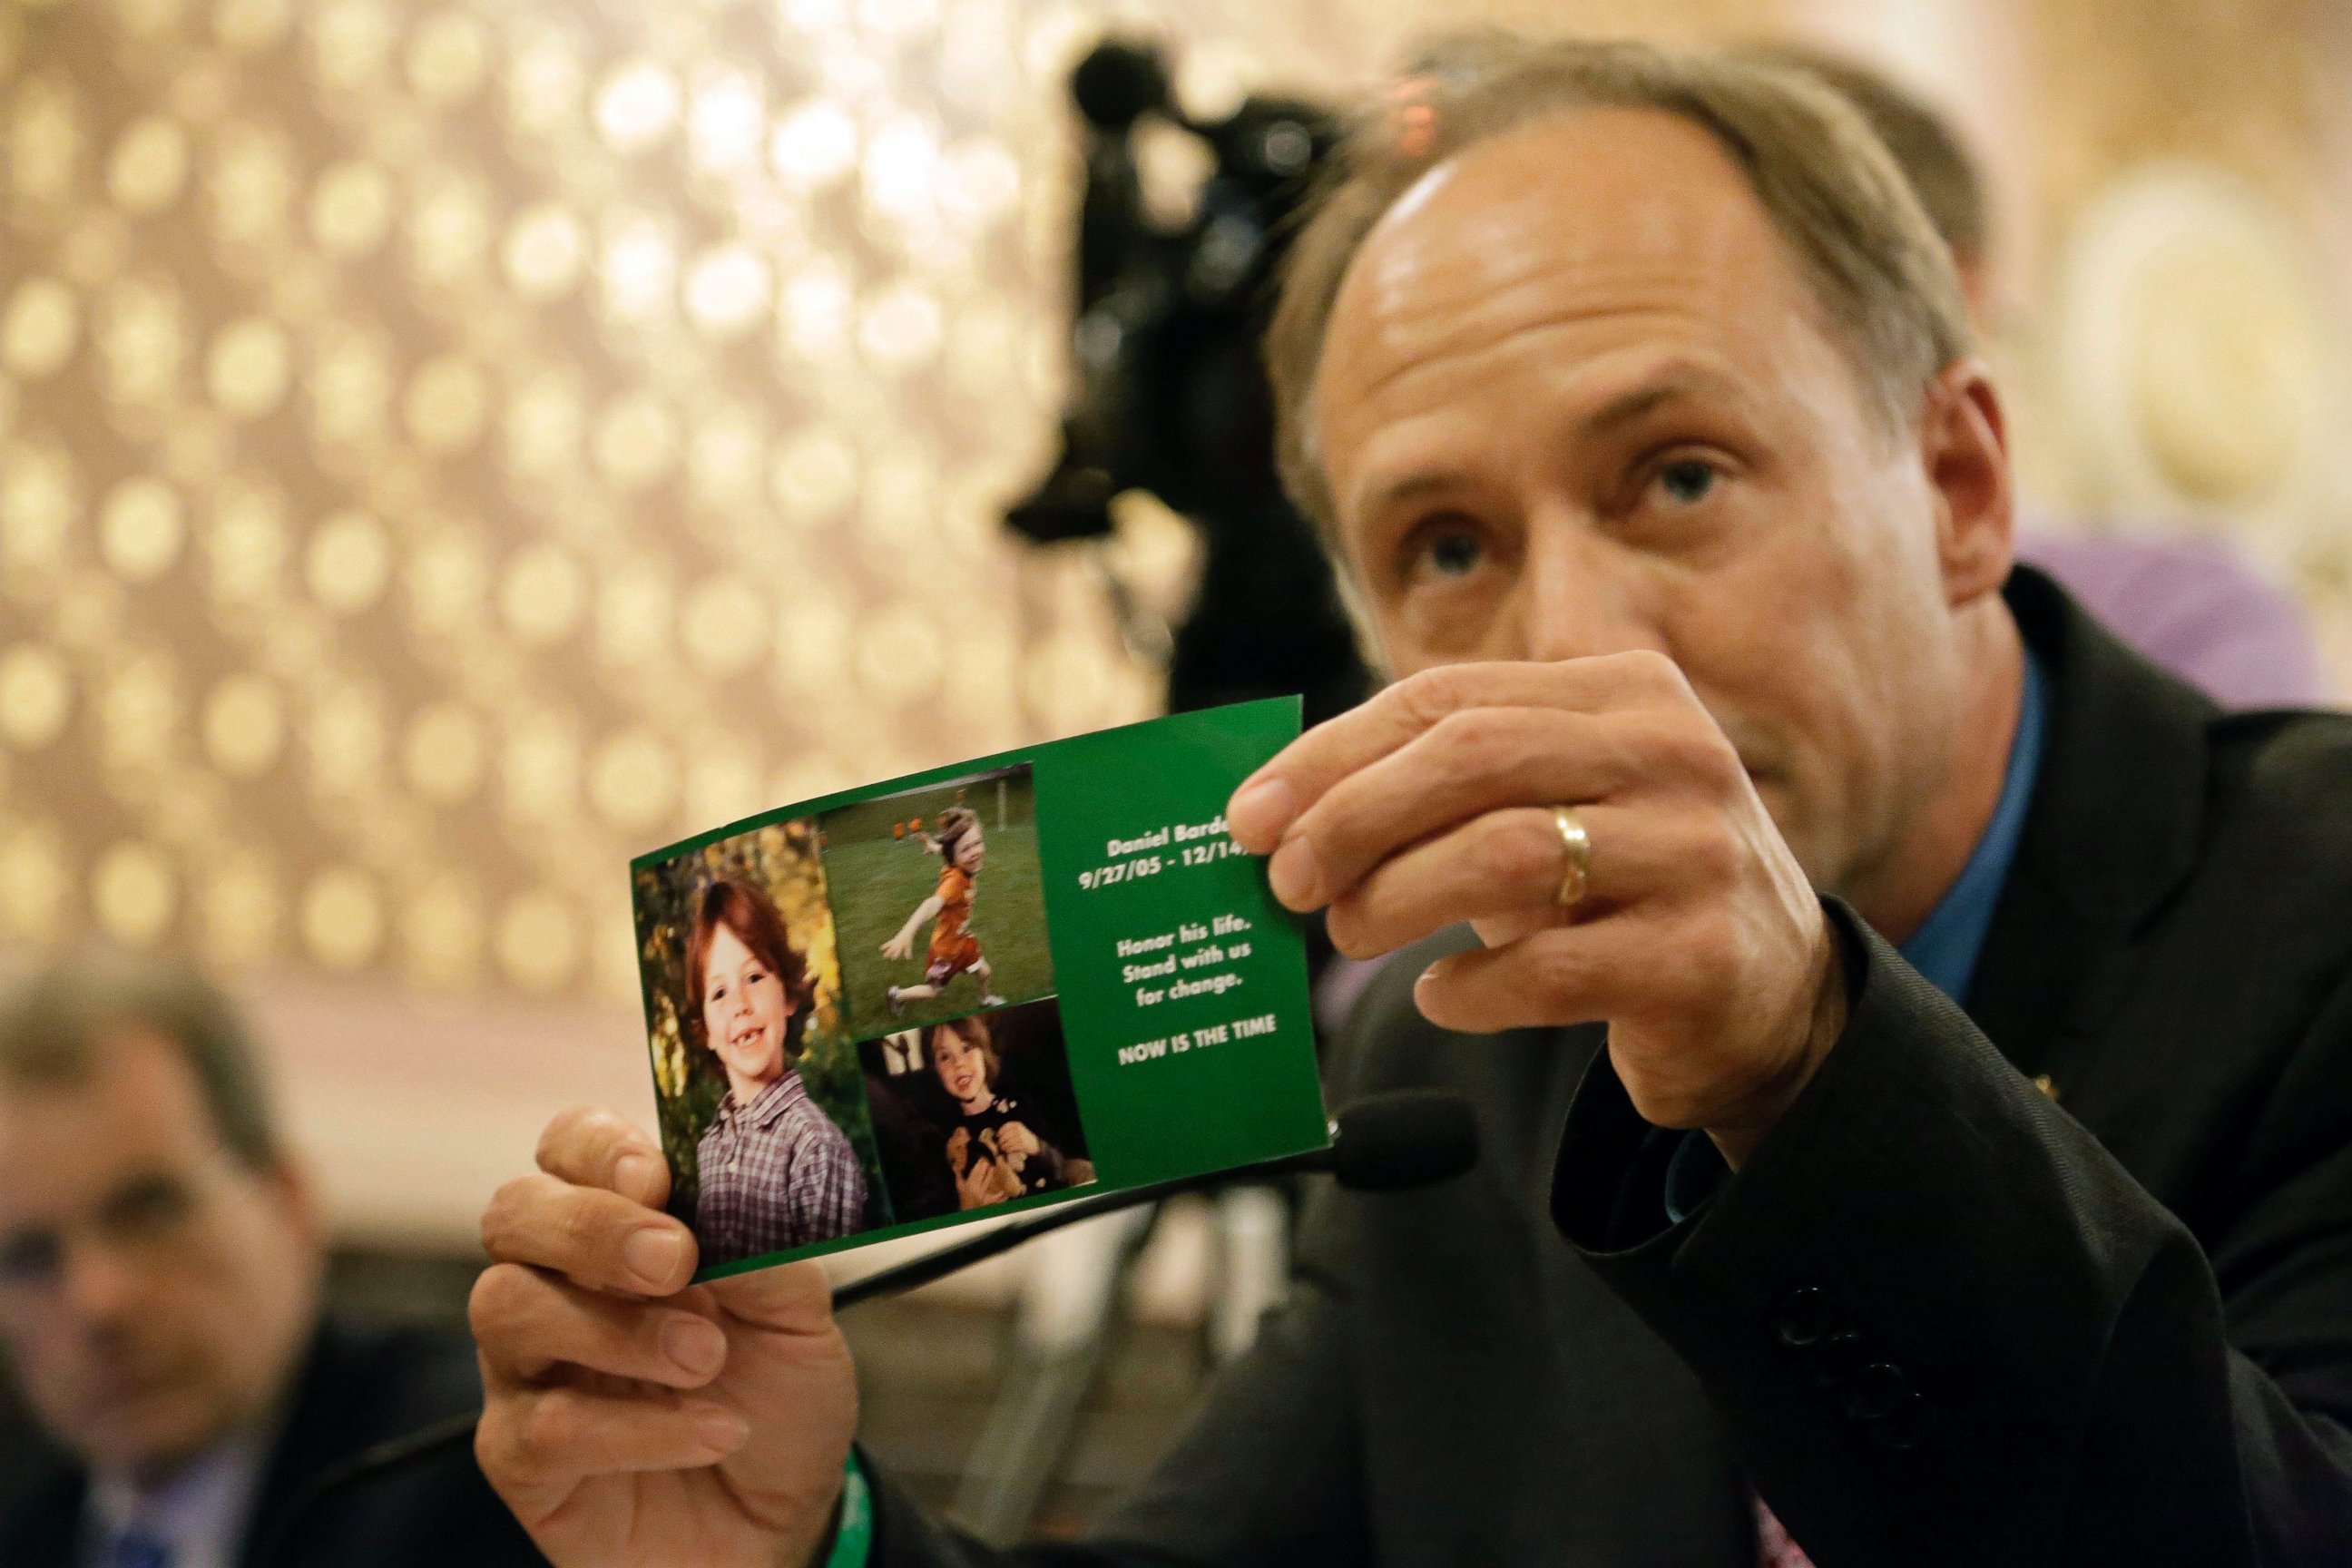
[1657,459,1718,505]
[1426,530,1483,577]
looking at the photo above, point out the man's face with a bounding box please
[0,1031,319,1479]
[1313,108,1999,897]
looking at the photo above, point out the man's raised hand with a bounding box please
[471,1108,858,1567]
[1226,653,1846,1166]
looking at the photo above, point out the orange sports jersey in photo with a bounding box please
[928,865,979,971]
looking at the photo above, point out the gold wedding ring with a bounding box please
[1551,805,1592,909]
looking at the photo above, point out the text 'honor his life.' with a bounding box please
[1118,911,1256,1007]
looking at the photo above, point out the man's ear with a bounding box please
[264,1154,325,1254]
[1919,359,2014,607]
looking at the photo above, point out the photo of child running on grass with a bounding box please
[882,805,1010,1014]
[820,768,1054,1040]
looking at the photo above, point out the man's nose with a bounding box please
[1513,509,1671,664]
[57,1237,143,1325]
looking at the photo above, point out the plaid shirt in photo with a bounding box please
[695,1070,867,1265]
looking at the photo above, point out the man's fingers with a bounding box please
[1325,802,1691,959]
[471,1263,730,1389]
[478,1382,750,1503]
[1270,708,1656,907]
[482,1171,699,1296]
[704,1258,838,1335]
[1228,654,1682,850]
[1412,916,1682,1036]
[535,1107,671,1208]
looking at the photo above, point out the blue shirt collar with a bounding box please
[1896,651,2047,1003]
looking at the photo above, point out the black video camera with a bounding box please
[1005,41,1372,726]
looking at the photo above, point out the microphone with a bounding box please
[255,1091,1477,1566]
[1309,1085,1480,1191]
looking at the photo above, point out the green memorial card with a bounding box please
[628,698,1331,1280]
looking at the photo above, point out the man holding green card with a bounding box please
[466,34,2352,1567]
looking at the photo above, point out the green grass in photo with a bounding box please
[825,814,1056,1041]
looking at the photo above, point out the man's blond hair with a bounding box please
[1265,34,1975,533]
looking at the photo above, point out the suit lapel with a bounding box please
[236,1323,348,1568]
[0,1459,87,1567]
[1963,566,2216,1079]
[1530,1027,1750,1563]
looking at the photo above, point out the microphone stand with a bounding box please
[256,1094,1475,1567]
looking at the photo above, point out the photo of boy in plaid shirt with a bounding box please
[685,877,867,1264]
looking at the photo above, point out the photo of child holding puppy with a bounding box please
[821,766,1055,1041]
[858,997,1095,1222]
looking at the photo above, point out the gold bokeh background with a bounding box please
[0,0,1174,1010]
[4,0,2349,1237]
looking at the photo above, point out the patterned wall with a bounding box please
[0,0,1177,1010]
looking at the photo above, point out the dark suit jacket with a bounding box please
[0,1316,546,1568]
[870,569,2352,1565]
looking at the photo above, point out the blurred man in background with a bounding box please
[1752,42,2335,710]
[0,957,543,1568]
